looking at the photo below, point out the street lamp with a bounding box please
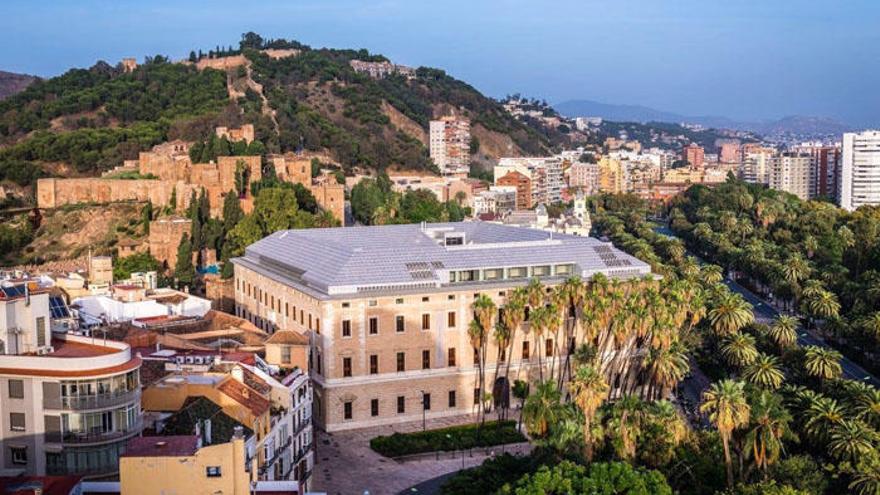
[420,390,427,432]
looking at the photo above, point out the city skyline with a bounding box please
[4,0,880,127]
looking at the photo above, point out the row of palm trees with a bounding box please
[467,272,705,424]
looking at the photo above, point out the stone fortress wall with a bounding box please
[36,128,345,225]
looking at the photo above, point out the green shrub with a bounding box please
[369,420,525,458]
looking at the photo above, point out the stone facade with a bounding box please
[149,217,192,269]
[36,178,180,210]
[215,124,255,144]
[233,264,557,432]
[204,274,235,313]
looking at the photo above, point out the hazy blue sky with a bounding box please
[4,0,879,126]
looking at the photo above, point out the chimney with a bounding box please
[231,365,244,383]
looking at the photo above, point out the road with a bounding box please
[655,224,880,388]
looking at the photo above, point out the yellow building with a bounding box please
[597,156,625,193]
[120,432,251,495]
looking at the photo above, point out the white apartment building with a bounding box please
[473,188,516,216]
[839,131,880,211]
[429,117,471,176]
[768,153,814,201]
[739,148,775,185]
[0,284,142,477]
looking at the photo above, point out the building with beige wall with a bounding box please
[768,152,814,201]
[149,217,192,270]
[216,124,255,144]
[597,156,626,193]
[0,285,142,477]
[232,223,650,432]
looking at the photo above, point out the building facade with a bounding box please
[429,117,471,176]
[496,171,532,210]
[839,131,880,211]
[768,153,814,200]
[232,223,650,432]
[682,143,705,169]
[0,285,142,477]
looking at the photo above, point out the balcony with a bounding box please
[292,441,313,465]
[45,418,143,446]
[44,389,140,411]
[259,436,293,477]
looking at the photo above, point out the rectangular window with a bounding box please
[448,390,457,408]
[10,412,25,431]
[36,317,46,347]
[396,298,404,304]
[281,346,291,364]
[342,320,351,338]
[422,296,430,302]
[474,388,481,404]
[545,338,554,357]
[448,294,455,301]
[397,396,405,414]
[9,447,26,465]
[397,352,405,372]
[447,311,456,328]
[368,300,377,307]
[396,315,405,333]
[499,348,507,363]
[422,313,431,330]
[555,264,572,275]
[8,380,23,399]
[508,267,528,278]
[532,265,551,277]
[206,466,222,477]
[423,393,431,411]
[343,357,352,377]
[308,314,312,329]
[370,354,378,375]
[369,317,379,335]
[522,341,530,360]
[343,401,353,420]
[342,302,350,308]
[371,399,379,417]
[484,268,503,280]
[285,302,289,318]
[447,348,456,367]
[422,350,431,370]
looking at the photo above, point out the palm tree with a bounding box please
[804,396,844,443]
[850,456,880,495]
[803,345,843,382]
[744,391,792,475]
[502,288,527,383]
[468,319,488,423]
[766,315,799,350]
[610,395,645,461]
[858,312,880,343]
[720,332,759,369]
[644,343,690,399]
[472,293,497,423]
[742,353,785,389]
[568,365,609,462]
[701,264,724,285]
[701,380,751,488]
[522,380,563,438]
[853,386,880,429]
[804,290,840,330]
[828,420,877,463]
[707,292,754,336]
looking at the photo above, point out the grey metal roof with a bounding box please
[234,222,650,297]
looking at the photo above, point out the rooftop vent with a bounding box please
[592,245,632,267]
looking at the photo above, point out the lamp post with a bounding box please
[420,390,426,432]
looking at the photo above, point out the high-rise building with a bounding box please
[682,143,705,169]
[839,131,880,211]
[496,171,532,210]
[719,142,741,164]
[597,156,626,194]
[494,157,564,205]
[569,162,599,193]
[429,117,471,176]
[232,223,651,432]
[739,146,775,185]
[768,153,814,201]
[793,144,840,200]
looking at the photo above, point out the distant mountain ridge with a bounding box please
[0,70,38,100]
[555,99,855,136]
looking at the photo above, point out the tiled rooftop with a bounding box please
[235,222,650,297]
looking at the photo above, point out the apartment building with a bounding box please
[768,152,814,201]
[568,162,599,193]
[794,144,840,200]
[681,143,705,169]
[496,171,532,210]
[597,156,626,194]
[232,223,650,431]
[0,285,142,477]
[839,131,880,211]
[494,157,564,204]
[739,145,776,185]
[429,117,471,176]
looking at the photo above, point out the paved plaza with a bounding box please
[311,413,531,495]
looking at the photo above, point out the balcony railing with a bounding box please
[44,389,140,411]
[45,418,143,446]
[292,442,313,465]
[260,436,293,476]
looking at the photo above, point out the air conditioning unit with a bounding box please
[37,346,54,355]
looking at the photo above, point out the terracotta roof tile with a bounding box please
[217,377,270,417]
[122,435,199,458]
[265,330,308,346]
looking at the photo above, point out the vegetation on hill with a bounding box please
[349,173,469,225]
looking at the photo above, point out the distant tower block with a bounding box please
[89,255,114,285]
[121,58,138,73]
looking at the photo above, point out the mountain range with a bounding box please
[554,99,855,137]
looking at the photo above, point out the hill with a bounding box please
[555,98,854,137]
[0,70,37,100]
[0,33,549,193]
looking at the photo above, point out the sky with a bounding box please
[4,0,879,126]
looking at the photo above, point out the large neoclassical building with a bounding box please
[232,222,649,431]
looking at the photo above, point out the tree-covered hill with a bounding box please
[0,32,550,189]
